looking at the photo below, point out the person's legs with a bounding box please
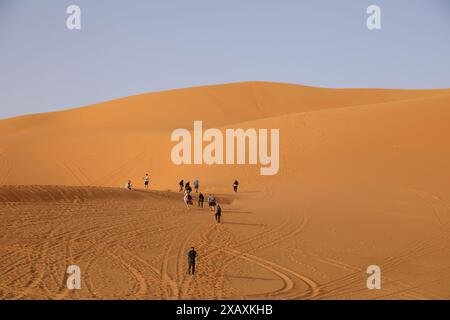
[192,262,195,275]
[188,261,193,274]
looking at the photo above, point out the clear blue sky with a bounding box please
[0,0,449,119]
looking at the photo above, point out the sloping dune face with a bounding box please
[0,81,449,189]
[1,82,450,299]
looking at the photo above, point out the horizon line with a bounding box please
[1,80,450,122]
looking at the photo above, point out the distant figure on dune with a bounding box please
[127,180,133,190]
[208,194,216,212]
[184,191,193,209]
[144,173,149,190]
[198,192,204,208]
[215,204,222,223]
[185,182,192,194]
[194,179,199,193]
[179,180,184,192]
[233,180,239,192]
[187,247,197,275]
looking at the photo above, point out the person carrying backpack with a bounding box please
[184,191,193,209]
[179,180,184,192]
[208,194,216,212]
[194,180,199,193]
[185,182,192,194]
[233,180,239,192]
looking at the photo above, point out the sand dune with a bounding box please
[1,82,450,299]
[0,81,449,189]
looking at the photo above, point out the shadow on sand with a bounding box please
[222,221,266,227]
[227,275,279,281]
[222,209,253,214]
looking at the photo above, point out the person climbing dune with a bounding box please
[215,204,222,223]
[208,194,216,212]
[194,179,199,193]
[198,192,204,208]
[185,182,192,194]
[179,179,184,192]
[233,180,239,192]
[144,173,149,190]
[184,191,193,209]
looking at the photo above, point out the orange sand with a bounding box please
[0,82,449,299]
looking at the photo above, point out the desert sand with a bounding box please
[0,82,449,299]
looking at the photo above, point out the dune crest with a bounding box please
[0,81,449,189]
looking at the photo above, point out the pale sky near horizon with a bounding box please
[0,0,449,119]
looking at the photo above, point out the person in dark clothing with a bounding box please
[185,182,192,194]
[215,204,222,223]
[187,247,197,275]
[233,180,239,192]
[179,180,184,192]
[198,192,204,208]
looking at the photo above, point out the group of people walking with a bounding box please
[126,174,239,195]
[126,176,236,226]
[180,179,226,224]
[124,174,239,276]
[180,179,228,275]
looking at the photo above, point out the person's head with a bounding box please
[191,246,194,250]
[146,173,148,176]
